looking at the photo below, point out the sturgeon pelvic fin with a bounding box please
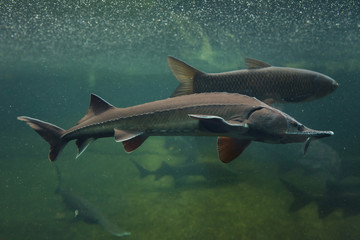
[76,138,95,159]
[217,137,251,163]
[167,56,202,97]
[114,129,148,153]
[17,116,67,161]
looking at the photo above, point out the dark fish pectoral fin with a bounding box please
[217,137,251,163]
[17,116,67,161]
[189,114,248,133]
[114,129,147,152]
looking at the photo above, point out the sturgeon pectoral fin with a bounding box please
[217,137,251,163]
[75,138,95,158]
[189,114,248,133]
[114,129,148,153]
[245,58,271,69]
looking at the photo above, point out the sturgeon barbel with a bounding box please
[18,93,333,163]
[167,56,338,104]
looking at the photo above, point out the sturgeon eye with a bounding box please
[297,124,304,131]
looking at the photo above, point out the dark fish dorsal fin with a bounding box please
[245,58,271,69]
[77,94,115,124]
[217,137,251,163]
[114,129,148,152]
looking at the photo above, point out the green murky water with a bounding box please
[1,1,360,239]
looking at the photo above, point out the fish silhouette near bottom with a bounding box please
[18,93,333,163]
[281,178,360,218]
[55,164,131,237]
[132,160,242,187]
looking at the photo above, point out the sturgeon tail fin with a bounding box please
[167,56,202,97]
[17,116,67,161]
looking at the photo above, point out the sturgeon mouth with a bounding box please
[282,129,334,144]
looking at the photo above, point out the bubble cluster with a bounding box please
[0,0,359,74]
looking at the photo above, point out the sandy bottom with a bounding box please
[1,136,359,240]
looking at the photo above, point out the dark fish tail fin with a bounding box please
[280,178,313,212]
[17,116,67,161]
[167,56,202,97]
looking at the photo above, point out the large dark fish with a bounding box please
[55,164,131,237]
[167,56,338,104]
[281,178,360,218]
[277,140,341,178]
[18,93,333,163]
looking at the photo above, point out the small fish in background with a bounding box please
[131,159,242,188]
[18,93,334,163]
[280,178,360,218]
[167,56,338,104]
[55,164,131,237]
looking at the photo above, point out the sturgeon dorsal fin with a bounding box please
[217,137,251,163]
[245,58,271,69]
[77,94,115,125]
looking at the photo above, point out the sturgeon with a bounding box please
[281,178,360,218]
[167,56,338,104]
[18,93,333,163]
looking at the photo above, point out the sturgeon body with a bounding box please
[18,93,333,163]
